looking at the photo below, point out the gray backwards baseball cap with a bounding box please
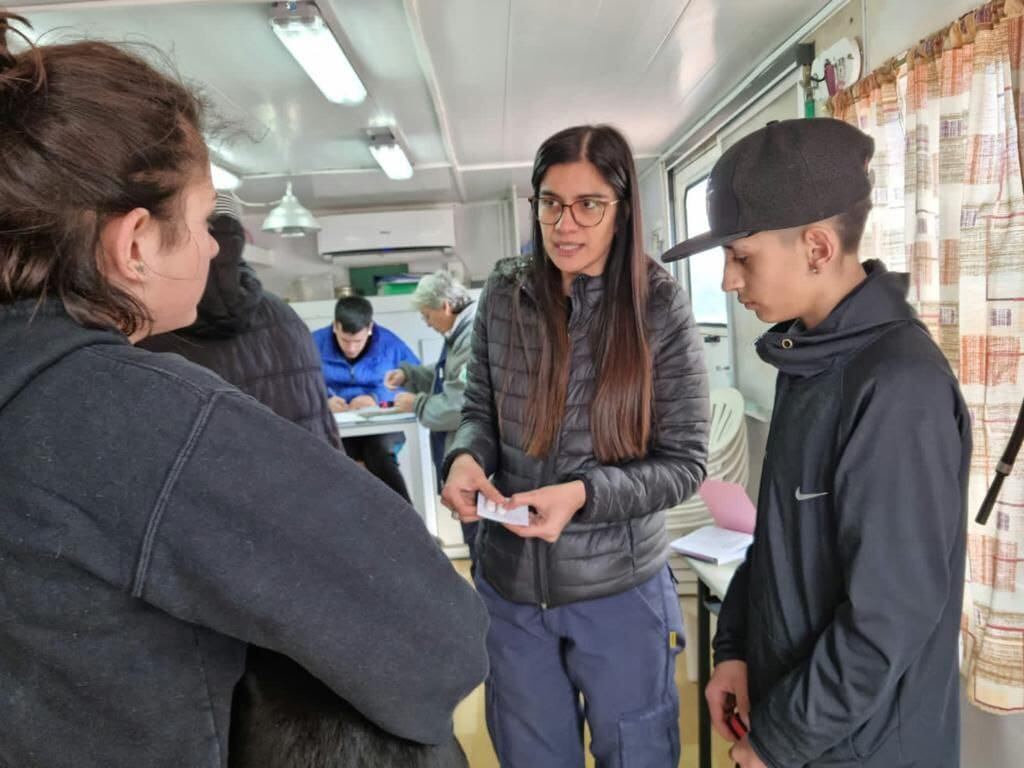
[662,118,875,262]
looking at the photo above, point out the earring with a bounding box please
[810,266,819,275]
[134,263,146,275]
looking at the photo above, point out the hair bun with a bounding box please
[0,11,27,68]
[0,12,45,94]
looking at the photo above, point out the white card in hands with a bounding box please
[476,495,530,526]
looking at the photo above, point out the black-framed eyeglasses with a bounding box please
[529,196,621,227]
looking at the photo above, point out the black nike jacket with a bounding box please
[714,261,971,767]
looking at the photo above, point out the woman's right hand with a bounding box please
[384,369,406,390]
[441,454,505,523]
[327,396,348,413]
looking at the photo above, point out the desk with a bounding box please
[335,413,438,537]
[684,557,741,768]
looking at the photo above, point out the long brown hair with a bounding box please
[0,12,209,336]
[521,125,652,464]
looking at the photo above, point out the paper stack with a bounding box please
[670,525,753,565]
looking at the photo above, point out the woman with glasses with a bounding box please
[442,124,711,767]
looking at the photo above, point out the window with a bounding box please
[683,177,728,325]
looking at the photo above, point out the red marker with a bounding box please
[727,712,748,740]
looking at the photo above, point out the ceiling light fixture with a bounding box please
[261,182,321,238]
[367,126,414,180]
[270,1,367,106]
[210,162,242,191]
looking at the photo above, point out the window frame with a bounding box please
[671,150,729,328]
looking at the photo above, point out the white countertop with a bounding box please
[683,557,741,600]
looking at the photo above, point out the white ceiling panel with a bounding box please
[11,0,834,208]
[413,0,512,167]
[420,0,830,167]
[240,165,458,210]
[17,1,446,178]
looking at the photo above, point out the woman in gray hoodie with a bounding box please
[0,13,486,767]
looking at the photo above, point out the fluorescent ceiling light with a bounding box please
[369,143,414,180]
[271,2,367,105]
[367,126,414,180]
[210,162,241,191]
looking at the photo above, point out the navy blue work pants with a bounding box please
[475,567,683,768]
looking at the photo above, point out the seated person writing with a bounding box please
[312,296,419,501]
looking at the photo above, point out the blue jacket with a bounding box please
[312,323,419,403]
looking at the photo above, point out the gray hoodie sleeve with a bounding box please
[411,325,473,434]
[134,391,489,746]
[443,280,500,478]
[748,366,967,767]
[399,361,437,394]
[575,278,709,523]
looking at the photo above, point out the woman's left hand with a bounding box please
[503,481,586,544]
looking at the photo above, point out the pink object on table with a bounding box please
[698,479,756,534]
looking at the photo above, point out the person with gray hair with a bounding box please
[385,270,479,560]
[409,269,474,315]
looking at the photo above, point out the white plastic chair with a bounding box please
[708,387,746,458]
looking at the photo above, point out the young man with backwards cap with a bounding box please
[664,118,971,768]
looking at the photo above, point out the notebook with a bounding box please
[357,408,412,423]
[333,407,410,424]
[669,479,757,564]
[669,526,753,565]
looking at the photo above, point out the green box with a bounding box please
[349,263,409,297]
[378,281,418,296]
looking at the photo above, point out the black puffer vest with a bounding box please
[445,257,710,606]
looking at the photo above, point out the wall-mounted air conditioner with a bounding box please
[317,208,456,262]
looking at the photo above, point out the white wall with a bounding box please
[864,0,979,69]
[453,198,532,281]
[240,199,521,300]
[242,212,341,301]
[639,161,671,258]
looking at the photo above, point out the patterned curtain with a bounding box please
[832,0,1024,714]
[831,68,906,271]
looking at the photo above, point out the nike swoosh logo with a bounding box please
[795,488,829,502]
